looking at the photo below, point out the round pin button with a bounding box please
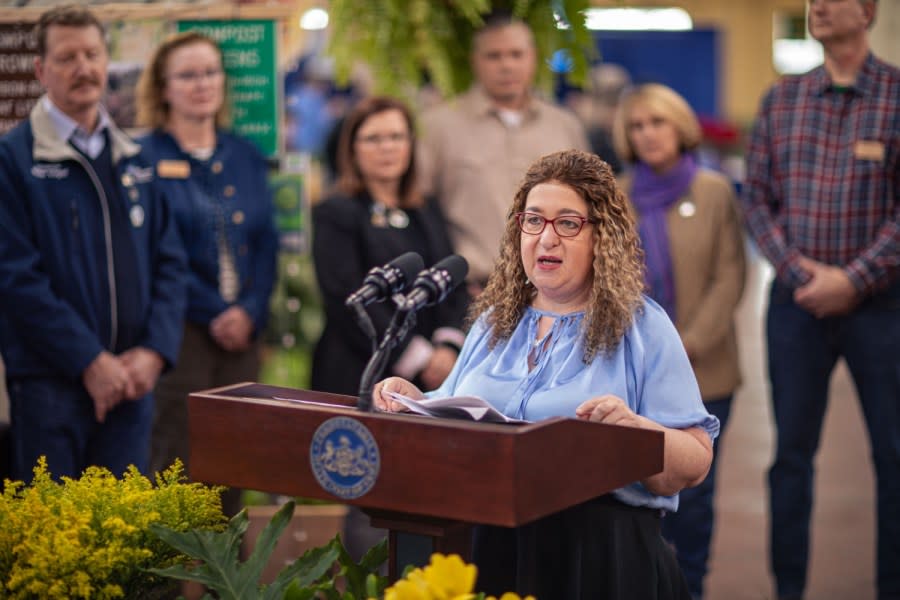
[678,201,696,218]
[224,185,235,197]
[211,161,223,174]
[370,211,387,227]
[129,205,145,228]
[387,209,409,229]
[232,210,245,224]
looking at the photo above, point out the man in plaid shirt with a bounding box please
[742,1,898,598]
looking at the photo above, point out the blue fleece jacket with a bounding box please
[0,98,187,379]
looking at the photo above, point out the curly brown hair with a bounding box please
[469,149,645,361]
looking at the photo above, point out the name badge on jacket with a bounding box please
[156,159,190,179]
[853,140,885,162]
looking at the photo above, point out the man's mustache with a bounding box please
[71,76,101,89]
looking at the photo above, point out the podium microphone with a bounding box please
[401,255,468,312]
[345,252,424,307]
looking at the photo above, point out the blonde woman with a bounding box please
[613,83,746,599]
[135,32,278,514]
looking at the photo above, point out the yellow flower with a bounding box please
[0,458,225,599]
[384,576,430,600]
[421,553,477,598]
[381,553,534,600]
[383,554,479,600]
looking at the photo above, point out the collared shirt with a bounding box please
[742,53,900,294]
[428,300,718,512]
[43,96,110,159]
[418,86,589,282]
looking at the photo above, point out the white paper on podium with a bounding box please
[382,391,527,424]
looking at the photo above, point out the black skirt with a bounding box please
[472,495,691,600]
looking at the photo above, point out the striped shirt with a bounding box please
[742,53,900,294]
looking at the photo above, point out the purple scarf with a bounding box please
[630,154,697,320]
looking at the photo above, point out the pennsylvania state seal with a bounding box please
[310,417,380,499]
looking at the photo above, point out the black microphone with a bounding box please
[345,252,424,307]
[401,255,468,312]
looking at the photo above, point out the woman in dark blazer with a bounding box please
[311,96,468,397]
[311,95,469,562]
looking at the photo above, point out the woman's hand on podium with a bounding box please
[373,377,424,412]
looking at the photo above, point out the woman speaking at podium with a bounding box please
[374,150,718,599]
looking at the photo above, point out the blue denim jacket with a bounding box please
[137,130,277,333]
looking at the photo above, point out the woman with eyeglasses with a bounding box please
[134,32,278,514]
[311,96,468,398]
[374,149,716,599]
[613,83,746,600]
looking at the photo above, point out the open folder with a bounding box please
[383,391,527,424]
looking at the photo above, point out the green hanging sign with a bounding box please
[177,19,279,158]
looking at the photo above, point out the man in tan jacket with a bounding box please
[418,11,588,291]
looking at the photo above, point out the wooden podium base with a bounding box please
[366,509,472,579]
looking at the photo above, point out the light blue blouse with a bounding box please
[428,297,719,512]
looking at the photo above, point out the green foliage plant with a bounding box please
[149,500,389,600]
[0,458,225,599]
[328,0,595,99]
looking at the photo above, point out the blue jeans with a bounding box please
[766,280,900,599]
[8,376,153,482]
[662,395,732,599]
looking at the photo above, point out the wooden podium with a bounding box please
[188,382,664,577]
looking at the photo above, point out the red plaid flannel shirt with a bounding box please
[742,53,900,294]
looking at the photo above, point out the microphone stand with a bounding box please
[357,296,417,411]
[347,299,377,355]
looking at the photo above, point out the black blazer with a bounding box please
[311,191,469,396]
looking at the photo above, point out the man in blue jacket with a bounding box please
[0,5,187,481]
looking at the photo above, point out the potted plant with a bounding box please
[151,503,535,600]
[150,501,388,600]
[241,500,349,583]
